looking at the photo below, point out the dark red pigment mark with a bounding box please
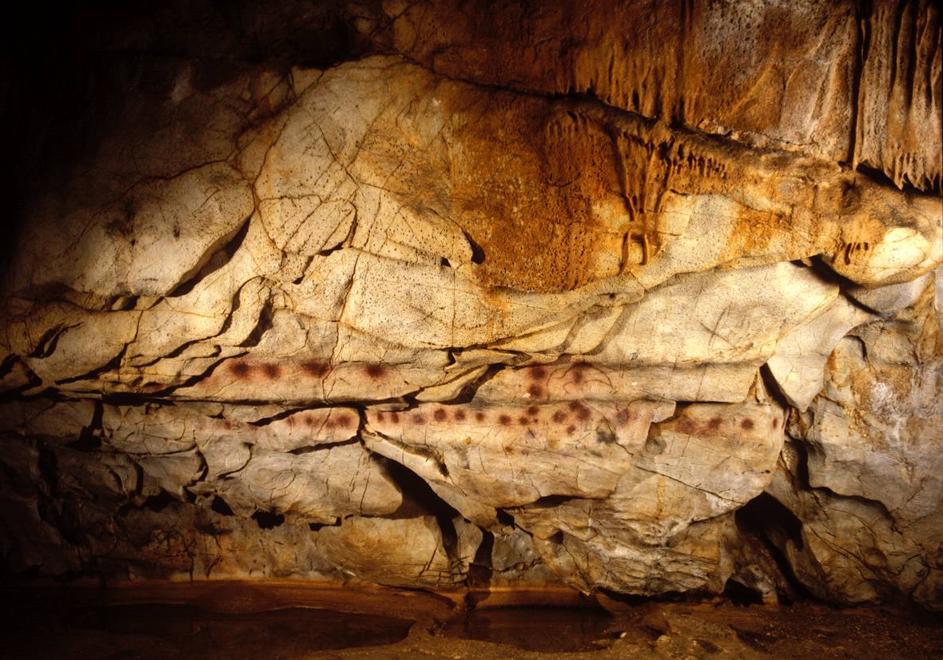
[568,401,591,421]
[528,366,547,380]
[615,409,630,426]
[475,411,486,422]
[262,363,281,379]
[336,414,352,426]
[433,408,447,422]
[412,413,426,425]
[498,414,512,426]
[675,417,698,435]
[527,383,544,398]
[708,417,723,430]
[526,405,539,417]
[741,418,755,430]
[454,410,467,421]
[229,361,252,378]
[771,417,779,430]
[570,361,590,384]
[301,360,330,378]
[364,364,387,379]
[390,412,400,423]
[518,416,530,426]
[304,415,315,427]
[552,410,568,424]
[566,425,576,436]
[376,412,386,422]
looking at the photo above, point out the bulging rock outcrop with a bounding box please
[0,0,940,611]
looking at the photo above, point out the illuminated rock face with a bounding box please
[0,0,940,610]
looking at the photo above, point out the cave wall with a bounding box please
[0,0,941,610]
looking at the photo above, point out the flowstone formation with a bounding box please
[1,0,941,611]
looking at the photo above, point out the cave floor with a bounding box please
[1,582,940,659]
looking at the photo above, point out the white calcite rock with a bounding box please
[766,297,877,410]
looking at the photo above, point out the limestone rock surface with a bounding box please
[1,0,940,611]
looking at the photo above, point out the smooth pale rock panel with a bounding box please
[201,444,402,525]
[475,361,759,405]
[8,164,255,298]
[476,262,840,406]
[514,403,785,543]
[102,402,361,455]
[530,516,735,596]
[174,337,456,404]
[766,297,876,410]
[3,302,140,388]
[508,403,784,593]
[801,286,943,524]
[315,516,471,589]
[847,271,933,315]
[593,262,838,366]
[364,400,674,520]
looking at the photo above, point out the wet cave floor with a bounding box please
[1,582,940,659]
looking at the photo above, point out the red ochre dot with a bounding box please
[475,411,486,422]
[568,401,591,421]
[741,418,755,430]
[229,361,251,377]
[262,363,281,379]
[552,410,567,423]
[364,364,387,379]
[454,410,467,421]
[498,414,512,426]
[301,360,329,378]
[434,408,447,422]
[676,417,698,434]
